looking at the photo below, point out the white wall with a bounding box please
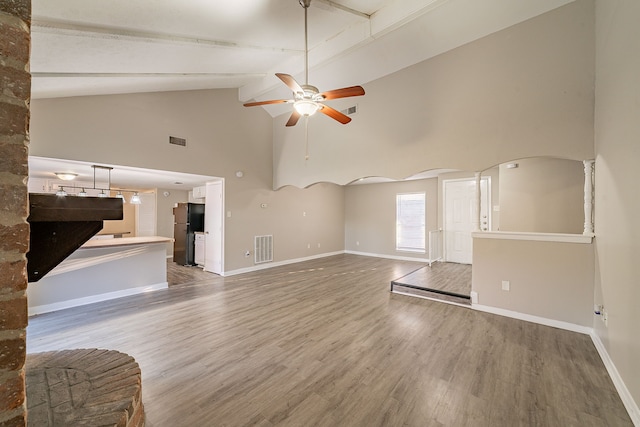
[29,90,346,272]
[344,179,438,260]
[498,158,584,234]
[594,0,640,421]
[27,242,169,315]
[273,1,595,188]
[472,236,594,328]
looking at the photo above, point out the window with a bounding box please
[396,193,426,252]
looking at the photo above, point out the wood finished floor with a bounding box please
[27,254,632,426]
[393,262,472,299]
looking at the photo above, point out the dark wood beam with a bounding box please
[27,194,124,282]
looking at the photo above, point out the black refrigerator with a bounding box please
[173,203,205,266]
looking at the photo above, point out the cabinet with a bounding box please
[192,186,206,199]
[194,233,205,266]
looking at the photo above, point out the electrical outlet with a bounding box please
[317,243,321,248]
[501,280,510,291]
[602,310,608,326]
[307,243,310,249]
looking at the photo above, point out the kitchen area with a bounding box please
[26,157,224,314]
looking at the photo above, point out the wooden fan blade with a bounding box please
[318,104,351,124]
[286,110,302,127]
[276,73,304,94]
[243,99,290,107]
[319,85,365,100]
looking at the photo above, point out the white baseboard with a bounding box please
[590,332,640,426]
[223,251,344,277]
[472,304,593,335]
[28,282,168,316]
[345,250,429,263]
[471,304,639,423]
[223,251,428,276]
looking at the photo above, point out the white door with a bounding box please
[443,178,489,264]
[135,192,157,236]
[204,181,224,275]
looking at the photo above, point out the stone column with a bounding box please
[583,159,595,235]
[0,1,31,425]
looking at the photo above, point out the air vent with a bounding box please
[341,105,357,115]
[169,136,186,147]
[254,235,273,264]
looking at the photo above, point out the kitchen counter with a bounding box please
[83,235,173,248]
[28,235,172,315]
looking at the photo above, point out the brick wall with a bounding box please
[0,0,30,425]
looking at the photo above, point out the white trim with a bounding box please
[590,332,640,426]
[472,231,594,244]
[28,282,168,316]
[223,251,344,276]
[391,290,471,308]
[345,250,429,263]
[472,304,593,335]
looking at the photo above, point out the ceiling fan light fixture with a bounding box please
[242,0,364,126]
[294,99,319,116]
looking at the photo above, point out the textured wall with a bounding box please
[0,1,30,425]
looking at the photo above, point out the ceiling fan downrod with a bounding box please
[300,0,311,86]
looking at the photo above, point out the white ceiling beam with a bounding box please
[238,0,452,104]
[32,19,301,54]
[32,72,266,79]
[314,0,371,19]
[370,0,451,38]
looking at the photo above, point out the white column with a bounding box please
[474,171,481,232]
[583,159,595,235]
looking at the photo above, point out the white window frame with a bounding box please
[396,192,426,253]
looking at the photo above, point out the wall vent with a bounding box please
[169,136,187,147]
[341,105,357,115]
[254,235,273,264]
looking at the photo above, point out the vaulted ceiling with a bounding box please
[31,0,574,118]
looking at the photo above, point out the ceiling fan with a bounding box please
[243,0,365,127]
